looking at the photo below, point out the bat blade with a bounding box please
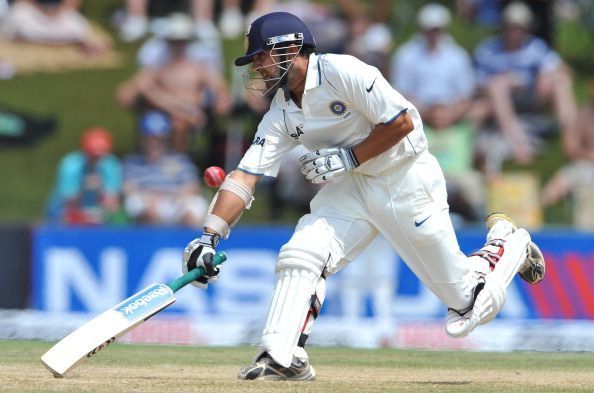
[41,283,175,377]
[40,251,227,377]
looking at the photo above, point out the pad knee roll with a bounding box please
[276,247,328,277]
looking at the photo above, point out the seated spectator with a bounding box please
[136,12,223,72]
[116,12,232,152]
[1,0,107,54]
[391,3,476,129]
[424,104,485,225]
[118,0,277,42]
[391,3,482,223]
[122,111,208,228]
[457,0,554,45]
[268,0,347,53]
[340,0,392,76]
[541,78,594,211]
[473,1,578,174]
[45,127,123,225]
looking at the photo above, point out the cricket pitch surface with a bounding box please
[2,340,593,392]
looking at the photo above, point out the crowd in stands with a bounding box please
[1,0,592,229]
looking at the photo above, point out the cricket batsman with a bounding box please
[182,12,546,381]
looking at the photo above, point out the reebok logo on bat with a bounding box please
[414,215,432,227]
[366,78,377,93]
[115,284,173,320]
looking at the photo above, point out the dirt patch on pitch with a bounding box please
[2,362,593,392]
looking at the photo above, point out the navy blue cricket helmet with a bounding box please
[234,12,316,66]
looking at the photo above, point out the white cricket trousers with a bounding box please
[292,149,478,311]
[260,150,481,366]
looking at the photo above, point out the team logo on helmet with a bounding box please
[243,26,251,53]
[329,100,347,116]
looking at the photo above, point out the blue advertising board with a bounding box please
[31,225,594,320]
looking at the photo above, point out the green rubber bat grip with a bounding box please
[167,251,227,292]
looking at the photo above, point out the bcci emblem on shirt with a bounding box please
[329,100,347,116]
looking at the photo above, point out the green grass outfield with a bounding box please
[1,340,593,392]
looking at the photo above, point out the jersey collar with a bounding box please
[304,53,321,91]
[274,53,320,111]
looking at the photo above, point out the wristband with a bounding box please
[341,147,360,170]
[200,232,221,248]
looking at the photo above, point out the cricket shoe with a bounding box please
[237,352,316,381]
[486,213,545,284]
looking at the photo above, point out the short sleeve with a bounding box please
[237,109,298,177]
[325,55,410,126]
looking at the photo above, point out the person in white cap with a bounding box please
[473,1,578,171]
[116,12,233,152]
[391,3,482,225]
[391,3,476,136]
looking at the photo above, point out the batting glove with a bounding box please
[299,147,359,184]
[182,233,221,289]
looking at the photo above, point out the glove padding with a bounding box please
[182,233,221,288]
[299,147,359,184]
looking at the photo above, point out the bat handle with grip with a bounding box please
[167,251,227,292]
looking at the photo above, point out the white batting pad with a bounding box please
[261,267,318,368]
[446,229,530,338]
[490,228,531,288]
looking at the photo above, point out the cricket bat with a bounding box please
[40,251,227,377]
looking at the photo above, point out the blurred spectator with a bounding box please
[118,0,265,42]
[541,79,594,212]
[116,12,233,152]
[457,0,555,45]
[45,127,123,225]
[391,3,476,129]
[1,0,107,54]
[137,12,223,71]
[340,0,392,76]
[269,0,347,53]
[502,0,556,46]
[391,3,482,224]
[220,0,276,39]
[473,1,578,177]
[119,0,217,43]
[424,104,485,225]
[122,111,208,228]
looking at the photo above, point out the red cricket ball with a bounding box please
[203,166,226,188]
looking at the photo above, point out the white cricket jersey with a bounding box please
[238,53,428,177]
